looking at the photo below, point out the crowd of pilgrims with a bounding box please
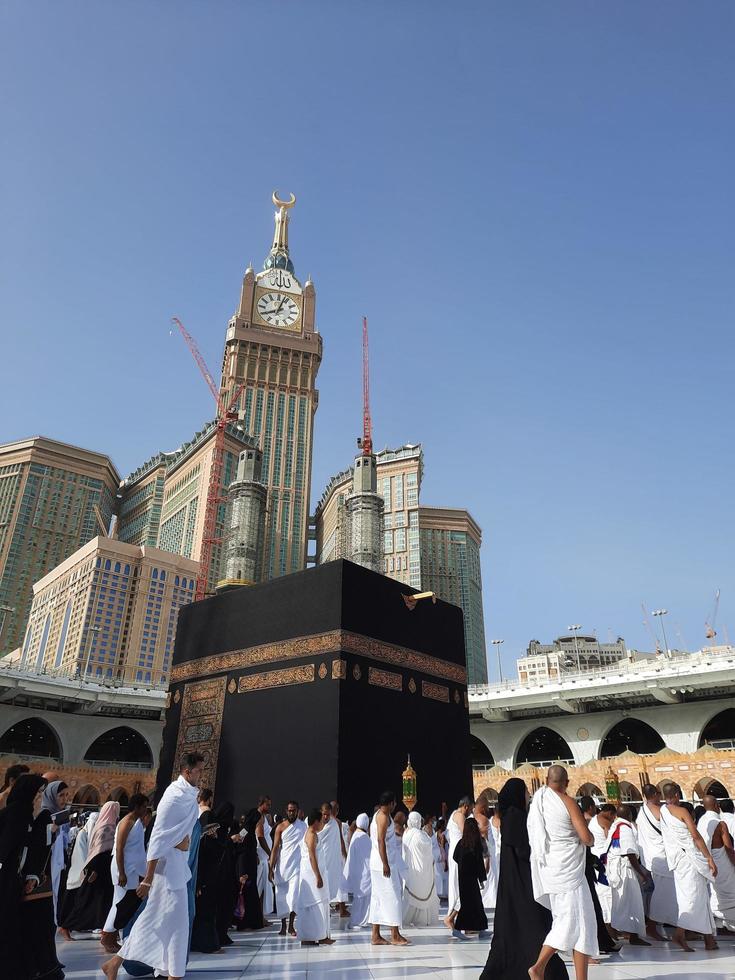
[0,754,734,980]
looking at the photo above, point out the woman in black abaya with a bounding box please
[234,808,264,930]
[0,774,47,978]
[191,810,222,952]
[452,816,488,938]
[480,778,568,979]
[212,802,238,946]
[20,778,66,980]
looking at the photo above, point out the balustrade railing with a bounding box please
[469,645,735,698]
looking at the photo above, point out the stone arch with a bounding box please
[599,718,665,758]
[515,726,574,768]
[693,777,730,801]
[656,777,685,798]
[576,782,604,800]
[619,780,642,803]
[699,708,735,749]
[83,726,154,767]
[470,734,494,767]
[0,716,63,761]
[108,786,129,806]
[73,784,100,805]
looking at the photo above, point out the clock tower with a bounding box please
[220,192,322,580]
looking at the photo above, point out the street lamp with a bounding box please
[81,625,103,678]
[652,610,670,658]
[567,624,582,672]
[491,639,505,683]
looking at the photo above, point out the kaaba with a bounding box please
[157,559,472,818]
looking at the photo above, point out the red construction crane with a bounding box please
[360,315,373,456]
[172,317,243,601]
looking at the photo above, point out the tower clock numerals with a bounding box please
[257,292,299,328]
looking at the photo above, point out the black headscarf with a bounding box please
[0,774,47,864]
[6,774,47,812]
[212,802,235,839]
[497,778,529,849]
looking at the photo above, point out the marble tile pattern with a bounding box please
[55,915,735,979]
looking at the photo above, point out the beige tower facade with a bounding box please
[21,536,198,686]
[0,437,120,657]
[220,194,322,580]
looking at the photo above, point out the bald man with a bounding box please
[528,766,597,980]
[697,795,735,932]
[659,782,718,951]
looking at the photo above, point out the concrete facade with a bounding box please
[222,448,267,586]
[0,703,162,767]
[0,668,165,801]
[470,696,734,770]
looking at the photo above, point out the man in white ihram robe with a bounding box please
[605,807,650,942]
[659,781,718,952]
[270,802,307,935]
[342,813,372,928]
[369,793,409,945]
[102,754,203,980]
[402,812,438,926]
[528,766,598,979]
[295,810,332,944]
[636,785,678,933]
[588,808,614,924]
[256,807,274,916]
[317,802,346,906]
[697,795,735,932]
[444,796,472,929]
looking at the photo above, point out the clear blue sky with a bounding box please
[2,2,733,676]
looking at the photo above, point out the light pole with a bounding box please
[81,625,102,678]
[491,639,505,683]
[567,624,582,672]
[652,609,670,658]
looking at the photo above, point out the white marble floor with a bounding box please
[56,918,735,980]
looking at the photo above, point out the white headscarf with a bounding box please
[407,811,422,831]
[356,812,369,832]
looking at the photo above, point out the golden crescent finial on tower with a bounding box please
[272,191,296,209]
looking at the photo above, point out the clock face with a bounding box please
[256,292,300,328]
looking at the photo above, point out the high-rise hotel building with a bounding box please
[418,506,487,686]
[21,536,198,686]
[118,421,257,591]
[0,437,120,657]
[219,193,322,579]
[314,445,488,685]
[315,444,423,589]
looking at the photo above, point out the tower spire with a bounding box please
[264,191,296,273]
